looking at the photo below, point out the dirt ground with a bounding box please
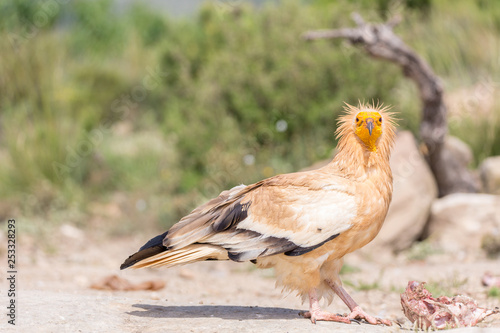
[1,233,499,333]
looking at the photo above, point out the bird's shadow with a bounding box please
[128,304,302,320]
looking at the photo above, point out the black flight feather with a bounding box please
[212,201,250,232]
[120,231,168,270]
[284,233,340,256]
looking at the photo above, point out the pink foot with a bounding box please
[326,280,392,326]
[303,288,352,324]
[347,306,392,326]
[300,309,351,324]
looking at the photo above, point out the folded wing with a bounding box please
[166,173,357,260]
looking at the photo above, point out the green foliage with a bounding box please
[340,264,361,275]
[481,234,500,258]
[0,0,499,230]
[128,4,169,47]
[343,269,385,291]
[488,286,500,298]
[405,240,443,261]
[69,0,126,55]
[424,276,468,297]
[0,0,61,33]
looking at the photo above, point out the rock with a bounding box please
[424,193,500,257]
[444,136,474,167]
[179,268,196,280]
[435,136,480,196]
[90,274,166,291]
[59,224,85,241]
[480,156,500,195]
[367,131,438,252]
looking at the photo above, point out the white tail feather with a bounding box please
[131,244,228,269]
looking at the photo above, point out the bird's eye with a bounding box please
[379,117,382,123]
[355,118,359,122]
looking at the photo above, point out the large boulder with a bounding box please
[480,156,500,195]
[367,131,438,252]
[423,193,500,257]
[435,135,480,196]
[444,136,474,169]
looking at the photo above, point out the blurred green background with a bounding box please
[1,0,499,237]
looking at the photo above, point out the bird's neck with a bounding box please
[328,133,392,181]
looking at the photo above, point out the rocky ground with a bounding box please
[1,235,499,333]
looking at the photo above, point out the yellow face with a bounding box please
[354,111,383,152]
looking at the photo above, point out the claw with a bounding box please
[347,306,392,326]
[304,289,352,324]
[350,318,362,325]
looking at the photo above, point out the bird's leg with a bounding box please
[300,288,351,324]
[326,279,392,326]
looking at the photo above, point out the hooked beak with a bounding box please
[366,118,374,136]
